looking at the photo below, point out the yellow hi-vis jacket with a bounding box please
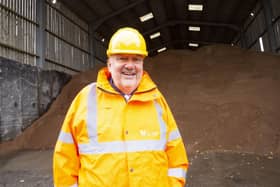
[53,67,189,187]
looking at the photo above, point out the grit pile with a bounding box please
[1,45,280,157]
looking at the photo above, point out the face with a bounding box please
[107,54,144,94]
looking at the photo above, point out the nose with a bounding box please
[124,59,135,69]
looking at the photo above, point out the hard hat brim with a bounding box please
[107,49,148,57]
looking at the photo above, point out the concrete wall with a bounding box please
[0,57,71,142]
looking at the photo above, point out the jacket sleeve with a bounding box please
[161,98,189,187]
[53,94,81,187]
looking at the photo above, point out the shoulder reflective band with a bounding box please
[168,129,181,142]
[78,83,167,154]
[168,168,187,179]
[58,131,74,143]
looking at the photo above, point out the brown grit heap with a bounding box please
[1,45,280,157]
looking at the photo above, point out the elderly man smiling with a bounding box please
[53,27,189,187]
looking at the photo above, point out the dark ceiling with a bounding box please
[60,0,258,56]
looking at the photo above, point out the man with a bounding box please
[53,27,189,187]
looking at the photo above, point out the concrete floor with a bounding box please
[188,150,280,187]
[0,150,53,187]
[1,150,280,187]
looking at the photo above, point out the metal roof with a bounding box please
[60,0,258,56]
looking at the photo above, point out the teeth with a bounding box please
[123,72,135,75]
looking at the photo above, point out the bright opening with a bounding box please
[188,4,203,11]
[52,0,57,4]
[150,32,161,39]
[157,47,167,53]
[189,43,199,47]
[259,37,264,52]
[139,12,154,22]
[188,26,200,31]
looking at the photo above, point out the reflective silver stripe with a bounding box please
[86,83,98,142]
[78,83,167,154]
[153,100,167,146]
[58,131,74,143]
[126,139,166,152]
[79,139,166,154]
[79,141,125,154]
[168,129,181,142]
[168,168,187,179]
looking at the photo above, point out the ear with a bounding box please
[107,59,112,72]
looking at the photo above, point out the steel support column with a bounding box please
[261,0,277,52]
[36,0,46,68]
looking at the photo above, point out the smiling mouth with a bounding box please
[122,72,136,76]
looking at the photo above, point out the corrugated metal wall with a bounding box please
[239,0,280,54]
[44,0,91,74]
[0,0,37,65]
[0,0,92,75]
[271,0,280,54]
[92,32,107,64]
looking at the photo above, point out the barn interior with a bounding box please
[0,0,280,186]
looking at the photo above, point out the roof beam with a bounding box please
[91,0,146,30]
[143,20,240,36]
[61,0,96,21]
[148,39,228,53]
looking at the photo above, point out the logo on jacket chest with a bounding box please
[139,129,159,137]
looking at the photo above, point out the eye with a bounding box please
[133,57,143,63]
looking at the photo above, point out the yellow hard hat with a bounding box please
[107,27,148,57]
